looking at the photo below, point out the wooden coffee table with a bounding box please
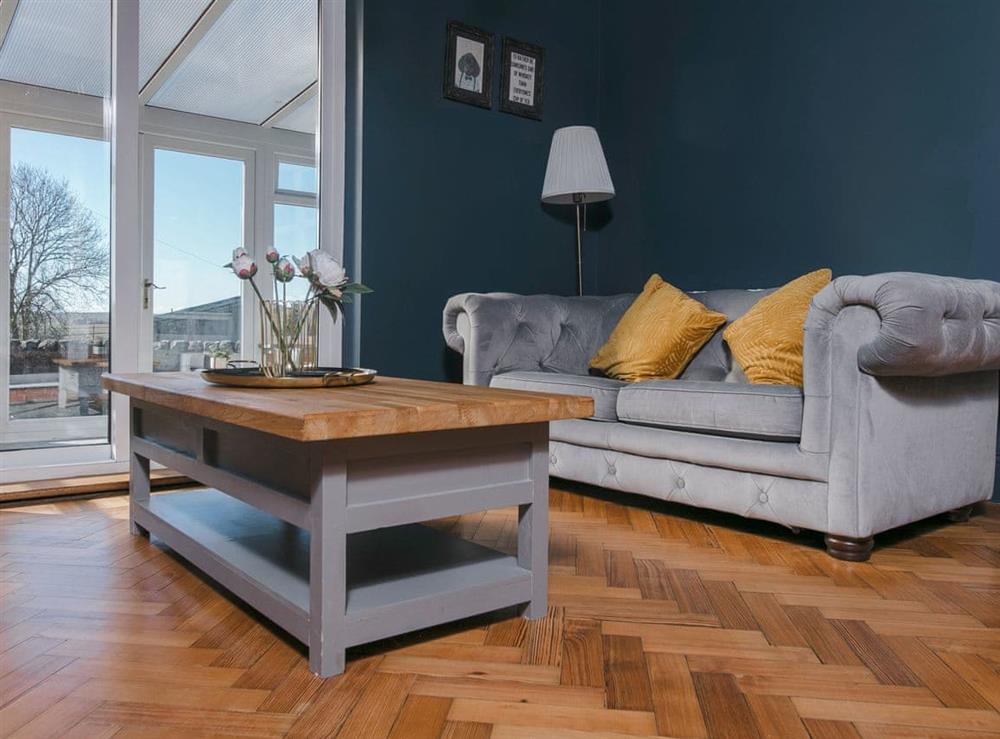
[101,372,592,676]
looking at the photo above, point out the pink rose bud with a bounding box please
[274,257,295,282]
[265,247,280,264]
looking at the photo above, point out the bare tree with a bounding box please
[9,163,107,340]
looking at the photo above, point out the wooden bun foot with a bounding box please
[825,534,874,562]
[946,504,975,523]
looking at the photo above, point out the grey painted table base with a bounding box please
[127,400,549,677]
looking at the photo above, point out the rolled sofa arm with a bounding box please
[806,272,1000,377]
[443,292,635,385]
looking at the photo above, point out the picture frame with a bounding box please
[499,37,544,120]
[443,21,494,109]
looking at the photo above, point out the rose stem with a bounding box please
[248,275,289,370]
[288,282,319,349]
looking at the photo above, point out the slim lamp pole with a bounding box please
[573,194,583,296]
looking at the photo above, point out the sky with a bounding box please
[11,127,318,317]
[11,128,111,313]
[153,147,245,313]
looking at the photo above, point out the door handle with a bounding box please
[143,279,165,309]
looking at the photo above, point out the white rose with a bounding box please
[292,254,311,277]
[305,249,347,288]
[230,254,257,279]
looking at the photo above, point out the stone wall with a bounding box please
[9,340,82,375]
[152,340,241,371]
[10,339,241,375]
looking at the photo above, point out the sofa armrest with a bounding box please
[443,292,634,386]
[806,272,1000,377]
[800,273,999,537]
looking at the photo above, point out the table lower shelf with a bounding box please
[134,489,533,647]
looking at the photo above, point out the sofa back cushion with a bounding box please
[682,288,776,382]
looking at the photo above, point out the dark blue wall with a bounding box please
[594,0,1000,498]
[358,0,600,381]
[594,0,1000,294]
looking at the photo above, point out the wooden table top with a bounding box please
[102,372,594,441]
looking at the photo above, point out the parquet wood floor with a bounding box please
[1,485,998,738]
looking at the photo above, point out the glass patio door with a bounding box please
[0,0,115,458]
[140,138,253,372]
[2,123,112,451]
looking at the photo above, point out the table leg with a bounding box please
[129,406,150,537]
[308,444,347,677]
[519,433,550,619]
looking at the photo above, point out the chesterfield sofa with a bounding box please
[444,273,1000,560]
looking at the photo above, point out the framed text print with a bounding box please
[500,37,544,120]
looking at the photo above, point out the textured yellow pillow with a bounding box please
[723,268,832,386]
[590,274,727,382]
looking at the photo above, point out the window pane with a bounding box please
[6,128,111,450]
[152,148,244,371]
[273,203,318,302]
[277,161,317,194]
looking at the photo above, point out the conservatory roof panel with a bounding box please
[0,0,111,98]
[148,0,317,125]
[139,0,213,89]
[0,0,318,132]
[274,94,316,135]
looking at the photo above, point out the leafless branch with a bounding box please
[9,163,108,340]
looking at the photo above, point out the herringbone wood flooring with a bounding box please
[1,485,999,738]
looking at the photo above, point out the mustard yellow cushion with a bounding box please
[723,268,832,386]
[590,274,727,382]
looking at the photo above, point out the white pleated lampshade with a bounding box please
[541,126,615,205]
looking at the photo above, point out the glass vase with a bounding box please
[258,300,318,377]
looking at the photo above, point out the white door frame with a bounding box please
[318,0,346,367]
[109,0,141,471]
[1,0,139,482]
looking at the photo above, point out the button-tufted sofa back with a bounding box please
[683,288,775,382]
[492,293,635,378]
[444,287,778,385]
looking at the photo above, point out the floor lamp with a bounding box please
[541,126,615,296]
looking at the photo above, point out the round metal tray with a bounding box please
[200,366,377,389]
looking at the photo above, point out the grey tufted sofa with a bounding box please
[444,273,1000,560]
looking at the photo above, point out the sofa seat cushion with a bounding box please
[617,379,803,440]
[491,371,625,422]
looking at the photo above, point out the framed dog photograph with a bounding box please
[443,21,494,109]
